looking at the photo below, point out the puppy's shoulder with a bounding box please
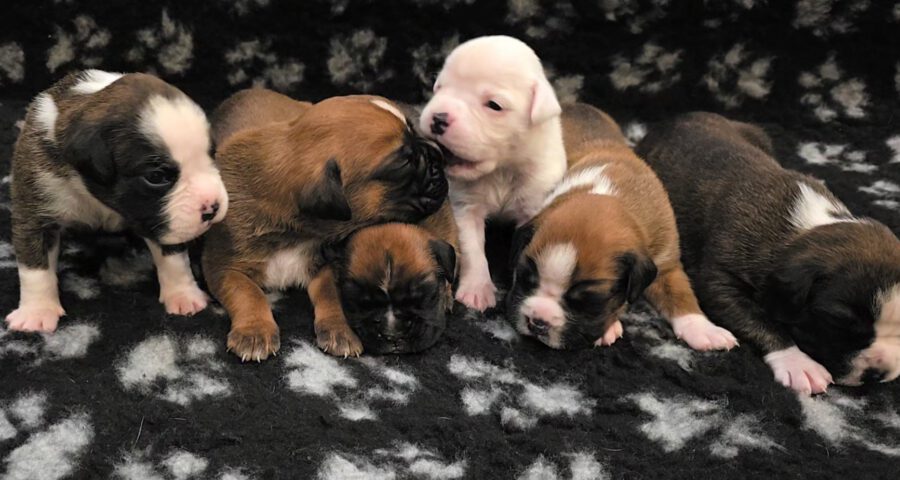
[212,88,311,146]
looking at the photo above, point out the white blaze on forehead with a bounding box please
[139,94,211,166]
[32,93,59,141]
[789,182,856,230]
[535,242,578,293]
[543,165,615,208]
[70,69,124,94]
[370,98,406,123]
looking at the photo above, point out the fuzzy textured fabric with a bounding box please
[1,1,899,479]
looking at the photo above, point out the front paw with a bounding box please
[227,322,281,362]
[161,284,209,316]
[671,314,739,351]
[455,275,497,311]
[764,346,833,395]
[6,304,66,333]
[594,319,624,347]
[316,322,363,358]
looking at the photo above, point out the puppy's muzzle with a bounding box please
[526,315,550,336]
[430,112,450,136]
[201,202,220,223]
[412,139,449,215]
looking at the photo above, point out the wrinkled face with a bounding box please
[418,36,560,181]
[67,94,228,245]
[336,225,455,354]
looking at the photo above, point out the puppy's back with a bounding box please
[212,88,312,146]
[562,103,626,162]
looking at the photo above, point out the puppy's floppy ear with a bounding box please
[765,254,825,319]
[428,239,457,284]
[61,121,116,185]
[529,76,562,125]
[615,252,658,304]
[509,221,537,271]
[299,158,352,221]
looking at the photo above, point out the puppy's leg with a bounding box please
[697,269,832,395]
[644,266,738,351]
[209,268,280,362]
[145,240,208,316]
[7,223,65,333]
[454,208,496,311]
[309,266,363,358]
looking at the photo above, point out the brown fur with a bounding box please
[211,88,312,146]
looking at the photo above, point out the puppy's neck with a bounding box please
[515,116,565,166]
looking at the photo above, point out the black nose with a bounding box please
[527,316,550,335]
[861,368,886,384]
[430,113,449,135]
[201,202,220,222]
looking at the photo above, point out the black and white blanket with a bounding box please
[1,1,899,479]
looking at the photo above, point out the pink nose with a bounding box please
[201,202,220,222]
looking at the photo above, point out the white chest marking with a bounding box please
[264,242,318,289]
[36,173,125,231]
[543,165,616,208]
[789,182,856,231]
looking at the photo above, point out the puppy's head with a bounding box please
[60,72,228,245]
[418,35,561,181]
[329,223,456,354]
[506,195,656,349]
[287,96,448,232]
[765,221,900,386]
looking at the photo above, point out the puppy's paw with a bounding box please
[455,277,497,311]
[764,346,833,396]
[671,313,739,351]
[161,284,209,316]
[5,304,65,333]
[316,323,363,358]
[227,322,280,362]
[594,319,624,347]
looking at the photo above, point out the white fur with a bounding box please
[764,345,833,395]
[70,69,123,94]
[789,182,855,231]
[420,35,566,312]
[517,243,577,348]
[6,240,64,333]
[370,98,406,123]
[670,313,739,351]
[1,413,94,480]
[842,284,900,385]
[542,165,615,208]
[32,93,59,141]
[138,94,228,245]
[263,241,318,289]
[35,173,125,231]
[145,241,208,315]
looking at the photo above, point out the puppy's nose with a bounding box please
[431,112,451,135]
[861,368,886,384]
[527,316,550,335]
[201,202,220,222]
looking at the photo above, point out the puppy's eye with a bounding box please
[515,258,539,292]
[485,100,503,112]
[142,168,176,188]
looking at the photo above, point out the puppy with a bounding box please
[506,104,738,350]
[637,112,900,394]
[204,89,447,361]
[328,202,458,354]
[419,35,566,311]
[7,69,228,332]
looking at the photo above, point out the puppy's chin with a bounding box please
[446,156,497,181]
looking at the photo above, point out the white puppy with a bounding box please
[419,35,566,311]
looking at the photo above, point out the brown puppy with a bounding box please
[204,89,448,361]
[506,104,738,350]
[328,202,458,354]
[7,69,227,333]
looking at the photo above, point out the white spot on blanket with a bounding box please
[500,407,537,430]
[886,135,900,163]
[285,341,358,396]
[46,15,110,73]
[114,450,245,480]
[521,384,592,416]
[517,455,558,480]
[0,241,14,259]
[1,413,93,480]
[799,54,869,122]
[117,334,231,406]
[224,39,304,91]
[125,9,194,75]
[518,452,606,480]
[317,453,396,480]
[8,392,47,430]
[800,392,900,456]
[0,42,25,85]
[327,29,393,92]
[0,410,16,441]
[410,35,460,94]
[42,322,100,359]
[797,142,875,173]
[648,343,694,371]
[100,250,154,287]
[475,316,519,343]
[623,122,647,147]
[460,387,502,415]
[61,272,100,300]
[859,180,900,210]
[709,415,783,458]
[113,457,167,480]
[630,393,721,452]
[610,42,682,93]
[163,450,208,480]
[703,43,773,107]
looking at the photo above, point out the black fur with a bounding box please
[615,252,658,305]
[372,130,447,223]
[299,158,353,221]
[428,239,456,284]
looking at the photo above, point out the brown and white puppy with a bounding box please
[636,112,900,395]
[7,69,228,332]
[419,35,567,312]
[507,104,738,351]
[204,89,447,361]
[327,202,458,354]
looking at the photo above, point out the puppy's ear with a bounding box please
[61,122,116,184]
[299,158,352,221]
[615,252,658,304]
[509,221,537,271]
[428,239,457,284]
[529,76,562,125]
[766,254,824,316]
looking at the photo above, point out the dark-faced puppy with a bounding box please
[637,112,900,395]
[7,69,228,332]
[203,89,448,361]
[506,104,738,351]
[329,202,458,354]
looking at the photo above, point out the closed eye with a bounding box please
[485,100,503,112]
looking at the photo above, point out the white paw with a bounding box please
[455,276,497,311]
[6,304,65,333]
[764,346,833,395]
[594,319,624,347]
[672,313,739,351]
[160,284,209,316]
